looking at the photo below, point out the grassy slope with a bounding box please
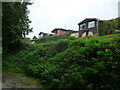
[3,34,120,89]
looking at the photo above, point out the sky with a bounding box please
[27,0,120,39]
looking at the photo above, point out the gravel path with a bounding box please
[2,72,43,88]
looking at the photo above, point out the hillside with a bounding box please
[3,34,120,89]
[98,17,120,35]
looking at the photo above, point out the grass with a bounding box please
[92,34,120,41]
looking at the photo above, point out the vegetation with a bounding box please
[32,33,76,43]
[3,34,120,89]
[2,2,120,89]
[98,17,120,35]
[2,2,32,53]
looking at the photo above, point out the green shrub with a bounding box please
[3,34,120,89]
[36,34,70,43]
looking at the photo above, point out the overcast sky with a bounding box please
[27,0,119,39]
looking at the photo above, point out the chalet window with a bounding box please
[58,30,61,33]
[39,34,43,38]
[88,21,95,28]
[41,34,43,37]
[80,23,86,30]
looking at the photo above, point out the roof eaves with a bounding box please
[78,18,99,25]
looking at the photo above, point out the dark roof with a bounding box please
[39,32,49,35]
[51,28,78,33]
[51,28,67,33]
[32,36,38,40]
[78,18,100,25]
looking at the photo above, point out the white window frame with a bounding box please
[57,30,60,33]
[88,21,95,28]
[80,23,86,30]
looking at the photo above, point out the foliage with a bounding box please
[2,2,32,53]
[98,17,120,36]
[35,33,75,43]
[21,37,32,45]
[3,34,120,89]
[0,37,1,54]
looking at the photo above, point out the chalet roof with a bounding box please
[78,18,100,25]
[32,36,38,40]
[51,28,67,33]
[39,32,49,35]
[51,28,78,33]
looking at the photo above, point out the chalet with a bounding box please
[78,18,99,37]
[51,28,79,37]
[38,32,50,38]
[51,28,68,36]
[32,36,38,40]
[69,30,79,38]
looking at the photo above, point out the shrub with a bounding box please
[36,34,70,43]
[3,34,120,89]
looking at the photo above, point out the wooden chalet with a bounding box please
[78,18,99,37]
[51,28,68,36]
[38,32,50,38]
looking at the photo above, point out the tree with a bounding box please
[117,17,120,29]
[98,20,108,36]
[2,1,32,52]
[98,17,119,36]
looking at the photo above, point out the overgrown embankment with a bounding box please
[3,34,120,89]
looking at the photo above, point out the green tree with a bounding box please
[2,2,32,52]
[98,20,108,35]
[98,17,119,35]
[117,17,120,29]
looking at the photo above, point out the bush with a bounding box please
[3,34,120,89]
[36,34,70,43]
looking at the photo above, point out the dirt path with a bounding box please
[2,72,43,88]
